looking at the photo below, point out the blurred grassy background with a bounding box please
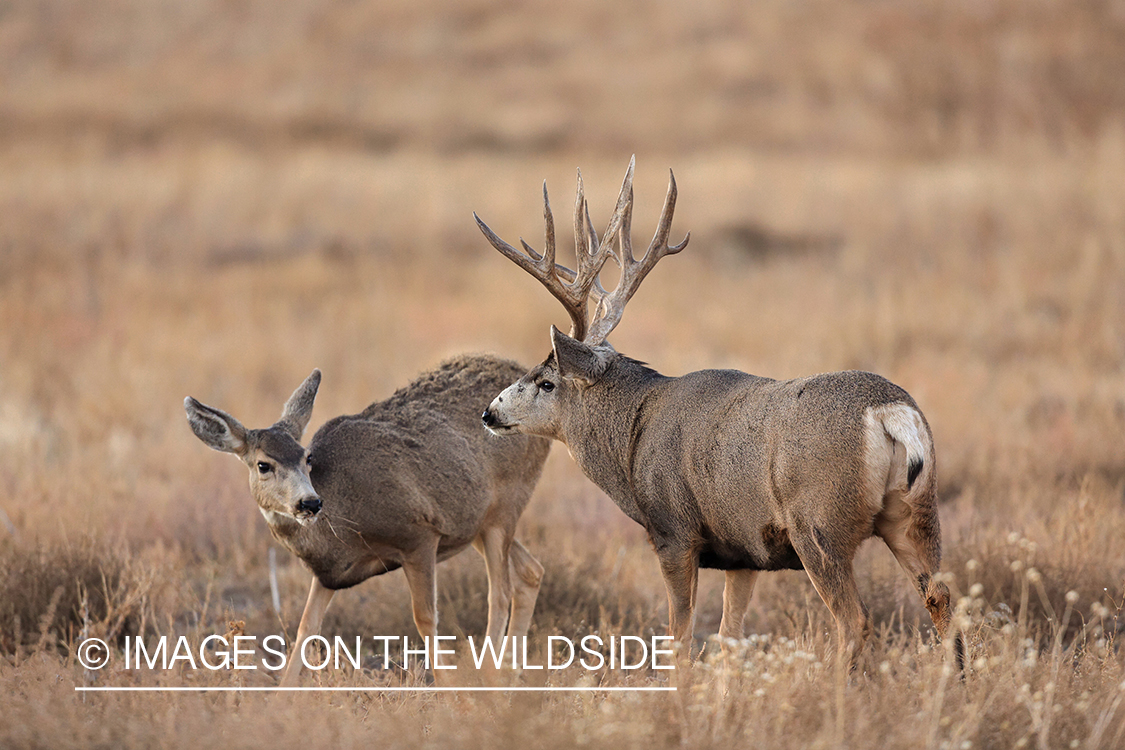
[1,1,1124,747]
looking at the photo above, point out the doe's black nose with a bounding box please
[297,496,322,515]
[481,408,497,427]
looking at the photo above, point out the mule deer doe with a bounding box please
[476,158,956,670]
[185,355,550,685]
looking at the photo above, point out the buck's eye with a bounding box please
[538,380,555,393]
[257,461,272,474]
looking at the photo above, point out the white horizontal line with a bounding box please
[75,686,675,693]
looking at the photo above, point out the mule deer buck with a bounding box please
[185,355,550,685]
[476,157,955,670]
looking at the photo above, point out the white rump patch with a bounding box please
[863,403,930,507]
[872,403,927,465]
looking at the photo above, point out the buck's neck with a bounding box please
[560,355,668,526]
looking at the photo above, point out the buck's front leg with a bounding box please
[280,576,335,688]
[656,544,700,661]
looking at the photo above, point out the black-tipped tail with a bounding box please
[907,456,924,489]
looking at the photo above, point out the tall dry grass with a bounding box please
[1,0,1124,747]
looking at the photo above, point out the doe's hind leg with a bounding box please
[473,526,514,643]
[506,539,543,639]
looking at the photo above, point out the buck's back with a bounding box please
[633,368,923,556]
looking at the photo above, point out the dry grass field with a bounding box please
[2,0,1124,747]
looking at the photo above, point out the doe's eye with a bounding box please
[539,380,555,393]
[257,461,272,474]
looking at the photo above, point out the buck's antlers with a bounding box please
[474,156,689,344]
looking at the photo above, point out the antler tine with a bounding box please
[611,154,636,264]
[474,212,542,278]
[569,172,615,287]
[648,169,690,259]
[585,164,690,345]
[538,180,555,268]
[573,169,589,271]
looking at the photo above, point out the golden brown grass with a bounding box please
[2,0,1124,747]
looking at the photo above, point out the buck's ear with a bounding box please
[276,369,321,441]
[185,397,249,456]
[551,326,611,385]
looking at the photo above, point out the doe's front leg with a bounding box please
[280,576,335,688]
[401,539,451,684]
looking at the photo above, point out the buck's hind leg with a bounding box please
[874,492,952,639]
[718,569,759,649]
[791,530,871,672]
[506,539,543,639]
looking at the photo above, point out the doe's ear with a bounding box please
[184,397,249,456]
[551,326,611,385]
[275,369,321,441]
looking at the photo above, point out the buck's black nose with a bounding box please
[481,408,497,427]
[297,496,322,515]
